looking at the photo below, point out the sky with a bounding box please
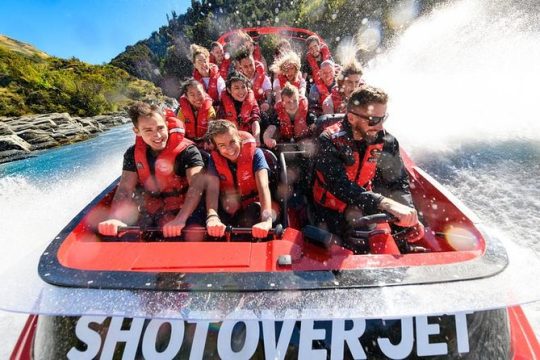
[0,0,190,64]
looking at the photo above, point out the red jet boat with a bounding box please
[5,27,540,360]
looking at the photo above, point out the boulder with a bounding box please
[0,149,32,164]
[0,111,129,163]
[8,116,57,133]
[0,134,31,152]
[92,114,130,127]
[76,117,103,134]
[47,113,74,126]
[17,129,59,150]
[0,121,14,136]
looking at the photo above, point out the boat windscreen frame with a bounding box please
[216,26,325,45]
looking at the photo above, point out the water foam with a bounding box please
[0,128,129,274]
[362,0,540,155]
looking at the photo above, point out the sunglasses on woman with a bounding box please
[348,110,389,126]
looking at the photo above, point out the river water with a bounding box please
[0,125,135,357]
[0,0,539,356]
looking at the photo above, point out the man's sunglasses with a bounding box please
[348,110,389,126]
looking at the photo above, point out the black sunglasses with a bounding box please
[348,110,389,126]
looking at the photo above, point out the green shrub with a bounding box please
[0,41,165,116]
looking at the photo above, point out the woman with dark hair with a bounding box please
[218,71,261,143]
[176,79,216,147]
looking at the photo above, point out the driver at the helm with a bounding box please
[311,86,423,254]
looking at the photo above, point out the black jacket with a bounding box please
[314,118,413,215]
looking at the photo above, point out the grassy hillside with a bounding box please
[0,35,49,59]
[0,35,165,117]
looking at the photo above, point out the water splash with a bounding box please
[365,0,540,154]
[0,126,131,273]
[362,0,540,334]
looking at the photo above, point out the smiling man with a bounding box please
[307,59,337,115]
[204,120,274,239]
[98,102,204,238]
[262,83,316,149]
[312,86,421,253]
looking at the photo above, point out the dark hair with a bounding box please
[180,78,204,97]
[347,86,388,111]
[226,71,251,90]
[306,35,320,47]
[340,61,363,79]
[127,102,163,127]
[281,83,299,98]
[210,41,222,51]
[234,46,252,62]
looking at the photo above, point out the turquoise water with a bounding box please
[0,125,135,357]
[0,125,134,271]
[0,125,134,181]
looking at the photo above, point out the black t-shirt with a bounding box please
[123,144,204,177]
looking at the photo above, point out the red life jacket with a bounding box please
[312,121,384,212]
[221,89,258,132]
[178,95,213,140]
[306,43,331,85]
[330,86,344,113]
[209,54,231,79]
[251,60,267,102]
[277,74,301,90]
[253,44,264,65]
[275,96,309,141]
[315,82,332,106]
[134,116,194,215]
[193,64,221,103]
[211,131,258,209]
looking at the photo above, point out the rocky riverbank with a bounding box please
[0,112,130,164]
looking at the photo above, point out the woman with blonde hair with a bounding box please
[269,51,306,102]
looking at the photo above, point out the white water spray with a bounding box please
[365,0,540,153]
[359,0,540,335]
